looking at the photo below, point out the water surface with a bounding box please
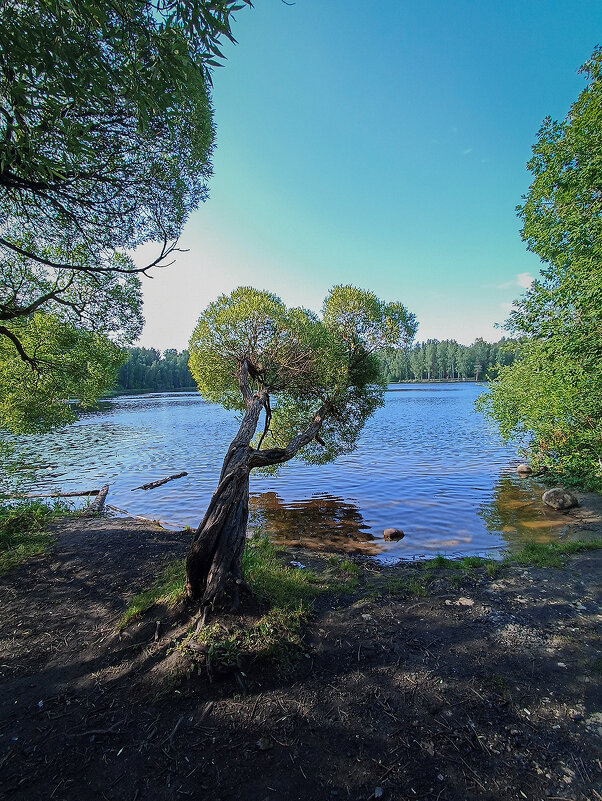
[10,384,569,559]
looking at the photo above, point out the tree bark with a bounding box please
[185,359,329,608]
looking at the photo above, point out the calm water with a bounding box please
[9,384,570,559]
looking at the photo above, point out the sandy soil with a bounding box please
[0,513,600,801]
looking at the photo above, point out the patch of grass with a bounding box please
[0,500,71,576]
[460,555,489,570]
[380,571,432,597]
[119,533,360,629]
[486,560,502,578]
[193,604,311,670]
[242,533,331,606]
[506,539,602,568]
[430,553,461,569]
[119,560,186,629]
[427,553,501,579]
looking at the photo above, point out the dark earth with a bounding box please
[1,508,601,801]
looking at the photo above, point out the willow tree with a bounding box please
[0,0,249,432]
[186,286,417,606]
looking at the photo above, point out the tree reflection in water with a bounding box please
[249,492,380,554]
[479,476,569,548]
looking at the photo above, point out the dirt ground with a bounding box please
[0,512,601,801]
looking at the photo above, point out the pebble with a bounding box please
[256,737,273,751]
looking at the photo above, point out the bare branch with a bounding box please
[249,402,331,468]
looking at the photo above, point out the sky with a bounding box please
[136,0,602,351]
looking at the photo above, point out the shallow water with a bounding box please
[9,384,570,559]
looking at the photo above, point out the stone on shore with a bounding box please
[542,488,579,511]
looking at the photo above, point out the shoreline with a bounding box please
[0,513,600,800]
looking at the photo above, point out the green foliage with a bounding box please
[189,285,417,466]
[0,1,247,432]
[0,313,127,433]
[478,49,602,491]
[0,499,70,576]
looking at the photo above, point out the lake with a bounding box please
[9,384,570,559]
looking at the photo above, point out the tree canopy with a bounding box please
[186,285,417,602]
[189,285,418,467]
[0,0,248,432]
[478,49,602,490]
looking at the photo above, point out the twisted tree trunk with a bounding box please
[185,359,328,608]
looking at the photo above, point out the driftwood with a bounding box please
[130,472,188,492]
[24,489,101,499]
[85,485,109,515]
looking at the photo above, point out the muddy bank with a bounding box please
[0,515,600,801]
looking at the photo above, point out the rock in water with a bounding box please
[383,528,404,541]
[516,463,532,476]
[542,488,578,511]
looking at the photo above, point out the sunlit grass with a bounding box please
[119,532,359,630]
[507,539,602,568]
[119,560,186,629]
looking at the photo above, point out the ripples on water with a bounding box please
[8,384,570,559]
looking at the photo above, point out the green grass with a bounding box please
[242,533,335,607]
[429,553,499,572]
[367,570,433,599]
[119,560,187,629]
[119,533,365,671]
[119,533,358,632]
[192,604,312,669]
[0,500,71,576]
[506,539,602,568]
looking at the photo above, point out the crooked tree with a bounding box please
[186,286,417,606]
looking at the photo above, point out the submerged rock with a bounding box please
[516,463,532,476]
[542,488,578,511]
[383,528,405,541]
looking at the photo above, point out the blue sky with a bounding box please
[137,0,602,351]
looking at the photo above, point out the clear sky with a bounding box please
[136,0,602,351]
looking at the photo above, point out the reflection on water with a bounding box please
[480,476,571,547]
[250,492,379,554]
[5,385,579,559]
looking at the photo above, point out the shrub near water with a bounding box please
[0,500,70,576]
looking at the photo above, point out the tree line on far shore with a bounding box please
[114,338,516,393]
[115,348,195,392]
[379,338,514,383]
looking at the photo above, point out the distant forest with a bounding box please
[380,338,515,383]
[115,348,195,392]
[115,339,515,393]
